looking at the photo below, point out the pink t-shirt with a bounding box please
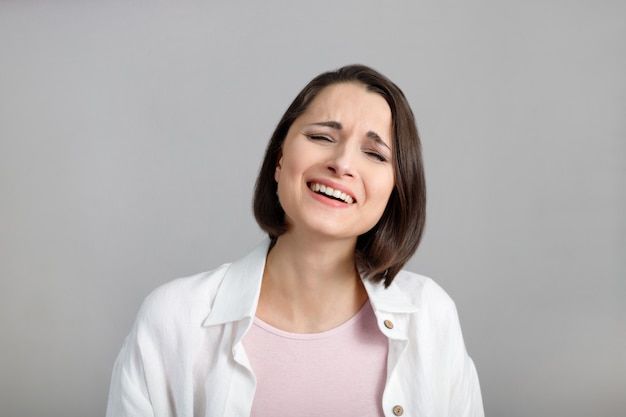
[242,300,388,417]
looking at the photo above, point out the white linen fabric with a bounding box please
[106,240,484,417]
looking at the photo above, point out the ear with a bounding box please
[274,153,283,183]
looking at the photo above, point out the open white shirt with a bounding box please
[106,240,484,417]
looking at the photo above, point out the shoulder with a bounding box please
[132,240,270,333]
[135,263,232,329]
[392,270,460,318]
[391,270,469,355]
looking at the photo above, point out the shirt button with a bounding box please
[384,319,394,329]
[392,405,404,416]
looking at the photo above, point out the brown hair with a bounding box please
[253,64,426,287]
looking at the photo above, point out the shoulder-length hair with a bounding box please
[253,64,426,287]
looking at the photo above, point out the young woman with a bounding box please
[106,65,484,417]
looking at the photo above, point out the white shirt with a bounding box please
[106,240,484,417]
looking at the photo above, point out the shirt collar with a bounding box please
[202,239,269,327]
[362,273,418,314]
[202,239,418,327]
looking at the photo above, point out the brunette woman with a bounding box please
[107,64,484,417]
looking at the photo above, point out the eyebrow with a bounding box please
[310,121,391,150]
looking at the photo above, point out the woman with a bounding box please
[106,65,484,417]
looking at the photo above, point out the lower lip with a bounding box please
[307,186,353,208]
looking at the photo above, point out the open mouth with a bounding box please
[308,182,355,204]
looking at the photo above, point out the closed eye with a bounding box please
[306,134,334,142]
[365,151,387,162]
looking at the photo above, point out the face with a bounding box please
[274,82,395,242]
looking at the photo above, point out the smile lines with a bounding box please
[309,182,355,204]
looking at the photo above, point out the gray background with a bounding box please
[1,1,624,416]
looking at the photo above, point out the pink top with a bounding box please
[242,301,388,417]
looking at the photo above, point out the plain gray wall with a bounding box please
[1,1,624,416]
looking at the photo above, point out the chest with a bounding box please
[242,304,388,417]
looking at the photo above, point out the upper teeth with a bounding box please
[310,183,354,204]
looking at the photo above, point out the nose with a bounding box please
[326,143,356,178]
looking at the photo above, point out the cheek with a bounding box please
[372,171,395,201]
[277,152,308,183]
[370,178,395,217]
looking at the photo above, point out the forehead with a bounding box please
[300,83,393,141]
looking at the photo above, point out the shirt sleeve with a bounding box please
[447,302,485,417]
[105,321,155,417]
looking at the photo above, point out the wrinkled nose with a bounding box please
[326,145,356,178]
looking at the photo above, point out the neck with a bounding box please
[256,232,368,333]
